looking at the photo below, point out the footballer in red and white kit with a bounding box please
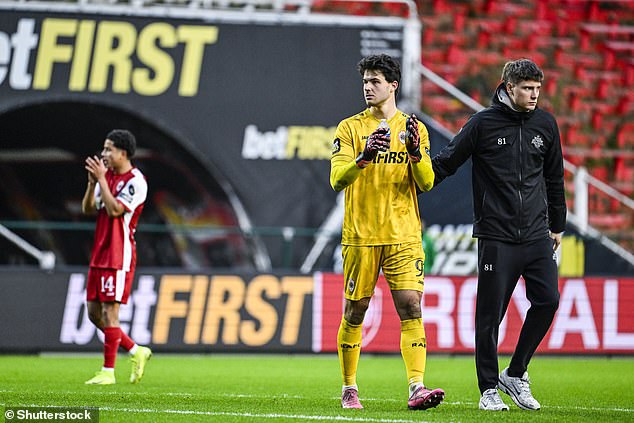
[87,167,147,303]
[82,129,152,386]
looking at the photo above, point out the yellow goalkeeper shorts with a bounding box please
[341,242,426,301]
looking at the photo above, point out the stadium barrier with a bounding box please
[1,268,632,354]
[1,219,632,276]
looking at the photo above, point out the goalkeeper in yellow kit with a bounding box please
[330,54,444,411]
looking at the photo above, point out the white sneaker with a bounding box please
[498,368,541,410]
[479,388,509,411]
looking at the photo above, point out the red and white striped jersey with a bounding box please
[90,167,147,271]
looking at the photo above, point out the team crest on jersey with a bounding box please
[531,135,544,149]
[332,138,341,154]
[119,184,135,203]
[347,278,355,293]
[115,181,125,193]
[398,130,407,144]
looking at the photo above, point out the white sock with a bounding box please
[101,367,114,372]
[342,384,358,393]
[129,345,138,355]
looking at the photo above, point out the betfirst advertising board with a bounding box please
[316,274,634,354]
[1,269,633,354]
[0,8,413,270]
[0,8,404,237]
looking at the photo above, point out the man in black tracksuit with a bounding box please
[431,59,566,411]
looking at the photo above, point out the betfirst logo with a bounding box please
[60,273,313,347]
[242,124,337,160]
[0,18,217,96]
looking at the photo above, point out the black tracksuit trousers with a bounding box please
[475,237,560,393]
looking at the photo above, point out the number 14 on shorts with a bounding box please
[101,275,115,294]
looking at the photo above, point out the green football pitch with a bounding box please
[1,354,632,422]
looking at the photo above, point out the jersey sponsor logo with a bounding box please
[372,151,409,164]
[531,135,544,149]
[332,138,341,155]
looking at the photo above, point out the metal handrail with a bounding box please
[0,224,55,269]
[565,161,634,211]
[418,63,485,113]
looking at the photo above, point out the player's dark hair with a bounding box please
[502,59,544,85]
[107,129,136,158]
[357,54,401,96]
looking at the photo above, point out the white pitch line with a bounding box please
[2,390,633,414]
[0,390,302,399]
[3,404,443,423]
[101,406,438,422]
[548,405,634,413]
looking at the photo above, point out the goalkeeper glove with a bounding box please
[356,126,390,168]
[405,114,422,163]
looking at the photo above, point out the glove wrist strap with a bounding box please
[356,153,372,169]
[408,149,422,163]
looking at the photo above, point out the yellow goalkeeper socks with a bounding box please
[337,317,362,386]
[400,318,426,386]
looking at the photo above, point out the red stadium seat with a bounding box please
[419,0,633,203]
[616,123,634,149]
[589,213,631,229]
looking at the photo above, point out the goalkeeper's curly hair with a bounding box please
[107,129,137,159]
[357,54,401,97]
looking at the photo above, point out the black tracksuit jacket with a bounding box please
[432,83,567,243]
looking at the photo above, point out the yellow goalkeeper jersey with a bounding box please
[330,109,434,246]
